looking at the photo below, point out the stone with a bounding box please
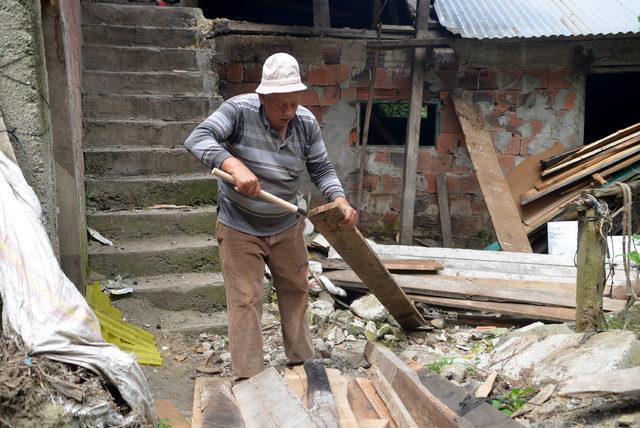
[452,332,472,345]
[350,294,389,322]
[346,319,365,335]
[364,321,378,342]
[560,366,640,397]
[383,334,398,341]
[220,352,231,363]
[328,309,355,328]
[430,318,445,329]
[317,291,334,302]
[376,323,392,338]
[313,338,332,358]
[326,326,346,345]
[275,352,288,365]
[482,328,640,384]
[440,364,467,383]
[201,341,212,350]
[617,415,637,426]
[310,300,335,323]
[331,340,368,368]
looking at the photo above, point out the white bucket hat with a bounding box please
[255,53,307,95]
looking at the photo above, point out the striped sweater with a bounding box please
[185,93,345,236]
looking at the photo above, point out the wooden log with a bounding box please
[308,202,425,329]
[355,378,398,428]
[232,367,321,427]
[366,37,450,50]
[320,258,443,272]
[588,179,640,199]
[575,207,606,332]
[304,360,340,428]
[365,343,472,428]
[312,0,331,28]
[437,173,454,247]
[399,0,429,245]
[369,366,419,428]
[452,94,532,253]
[326,368,359,428]
[192,378,245,428]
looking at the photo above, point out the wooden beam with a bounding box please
[589,179,640,199]
[155,400,189,428]
[232,367,321,427]
[345,376,384,421]
[304,360,340,427]
[575,206,607,332]
[399,0,430,245]
[452,94,532,253]
[320,258,443,272]
[308,202,426,329]
[355,378,397,428]
[365,343,472,428]
[313,0,331,28]
[369,366,419,428]
[326,368,359,428]
[192,378,245,428]
[436,174,453,247]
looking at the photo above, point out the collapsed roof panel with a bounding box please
[434,0,640,39]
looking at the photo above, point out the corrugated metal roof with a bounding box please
[434,0,640,39]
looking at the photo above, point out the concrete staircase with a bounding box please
[81,1,227,325]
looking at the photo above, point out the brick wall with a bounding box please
[213,36,585,248]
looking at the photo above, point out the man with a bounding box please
[185,53,357,380]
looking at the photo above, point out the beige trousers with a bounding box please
[216,220,315,378]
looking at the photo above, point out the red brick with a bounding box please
[374,149,391,164]
[460,174,480,194]
[319,86,340,106]
[501,69,524,89]
[445,174,462,194]
[450,198,472,216]
[498,154,516,174]
[439,112,462,133]
[226,63,243,83]
[432,153,452,173]
[321,44,342,64]
[216,63,227,81]
[363,174,380,191]
[380,174,402,192]
[439,92,455,114]
[478,69,498,89]
[307,106,330,123]
[221,83,256,98]
[458,69,479,89]
[471,198,488,215]
[473,90,495,104]
[392,70,411,89]
[244,64,262,83]
[548,68,571,89]
[519,138,528,156]
[374,68,394,89]
[558,90,576,110]
[505,112,524,133]
[300,89,320,106]
[452,158,471,174]
[417,150,432,172]
[308,64,350,86]
[436,70,457,91]
[420,172,437,193]
[494,90,518,111]
[436,132,457,154]
[524,68,549,89]
[340,87,357,101]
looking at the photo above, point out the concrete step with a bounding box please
[83,119,200,149]
[84,147,204,176]
[83,71,206,95]
[83,2,202,28]
[85,173,217,210]
[89,233,219,276]
[83,94,214,121]
[113,272,226,312]
[87,205,216,239]
[84,45,202,72]
[82,23,202,48]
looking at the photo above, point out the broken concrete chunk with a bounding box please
[559,366,640,397]
[430,318,445,329]
[310,300,335,323]
[325,326,346,345]
[440,364,466,384]
[452,332,473,345]
[364,321,378,342]
[376,323,392,339]
[349,294,389,322]
[330,340,368,368]
[313,338,332,358]
[346,319,365,336]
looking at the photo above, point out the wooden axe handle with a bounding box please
[211,168,307,217]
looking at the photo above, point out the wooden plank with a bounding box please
[326,368,359,428]
[320,258,443,272]
[355,378,398,428]
[452,94,532,253]
[540,146,581,170]
[309,202,425,329]
[154,399,189,428]
[399,0,430,245]
[312,0,331,28]
[436,174,454,247]
[192,378,245,428]
[366,37,451,50]
[570,122,640,158]
[346,375,383,421]
[357,420,390,428]
[232,367,320,428]
[369,366,419,428]
[325,269,625,312]
[410,295,576,322]
[365,343,471,428]
[305,361,340,428]
[284,366,307,406]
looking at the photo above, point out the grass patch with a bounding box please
[425,357,455,374]
[491,386,536,416]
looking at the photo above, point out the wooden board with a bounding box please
[325,270,625,312]
[410,295,576,322]
[326,368,359,428]
[308,202,425,329]
[305,361,340,428]
[320,258,443,272]
[284,365,308,406]
[365,343,471,428]
[232,367,320,428]
[570,122,640,158]
[346,375,384,421]
[192,378,245,428]
[154,399,189,428]
[436,173,454,247]
[452,94,532,253]
[369,366,419,428]
[355,378,398,428]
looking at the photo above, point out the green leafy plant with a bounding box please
[624,235,640,264]
[491,386,536,416]
[425,357,455,374]
[156,419,174,428]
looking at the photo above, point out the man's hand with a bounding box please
[334,197,357,228]
[220,157,261,196]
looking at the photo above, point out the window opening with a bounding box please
[359,102,438,146]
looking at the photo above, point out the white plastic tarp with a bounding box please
[0,151,155,424]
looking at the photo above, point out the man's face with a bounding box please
[260,92,301,132]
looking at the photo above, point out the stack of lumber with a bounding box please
[191,343,518,428]
[323,245,627,323]
[508,123,640,233]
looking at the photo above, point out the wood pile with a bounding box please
[191,343,519,428]
[508,122,640,233]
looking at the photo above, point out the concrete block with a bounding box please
[82,24,201,48]
[83,71,205,95]
[83,119,200,148]
[82,3,201,28]
[82,94,213,121]
[84,147,204,176]
[87,206,216,239]
[84,46,201,72]
[85,173,217,210]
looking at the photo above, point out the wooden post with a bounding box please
[399,0,429,245]
[436,174,453,247]
[575,207,607,332]
[313,0,331,28]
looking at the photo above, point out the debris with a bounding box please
[346,319,365,336]
[88,227,113,246]
[202,350,215,366]
[313,338,332,358]
[440,364,466,384]
[474,372,498,398]
[559,366,640,397]
[220,352,231,363]
[195,367,223,375]
[430,318,445,329]
[148,204,189,209]
[350,294,389,322]
[364,321,378,342]
[325,326,346,345]
[511,384,556,417]
[310,300,335,323]
[617,414,637,427]
[100,278,133,295]
[330,340,368,369]
[309,234,331,253]
[174,355,188,363]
